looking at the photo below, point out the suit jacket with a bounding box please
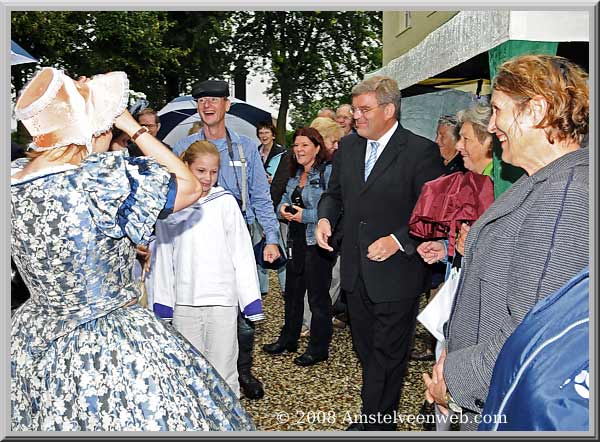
[444,148,589,418]
[318,123,445,303]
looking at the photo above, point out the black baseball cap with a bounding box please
[191,80,229,99]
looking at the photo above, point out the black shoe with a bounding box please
[410,349,435,361]
[293,352,328,367]
[238,371,264,400]
[262,341,298,355]
[346,422,366,431]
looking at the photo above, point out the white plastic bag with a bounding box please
[418,267,461,342]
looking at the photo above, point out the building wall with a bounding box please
[382,11,458,65]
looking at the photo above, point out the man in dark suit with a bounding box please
[316,75,445,431]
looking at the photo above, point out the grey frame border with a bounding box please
[2,0,597,440]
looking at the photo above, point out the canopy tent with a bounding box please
[373,9,589,196]
[157,96,273,147]
[399,88,487,142]
[369,10,589,91]
[11,40,38,65]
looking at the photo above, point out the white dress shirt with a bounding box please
[364,120,398,164]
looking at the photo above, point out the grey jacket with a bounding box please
[444,148,589,422]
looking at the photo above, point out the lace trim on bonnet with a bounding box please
[14,67,64,121]
[93,71,129,137]
[15,69,130,152]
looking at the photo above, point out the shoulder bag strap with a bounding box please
[225,130,248,214]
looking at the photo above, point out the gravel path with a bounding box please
[240,273,436,431]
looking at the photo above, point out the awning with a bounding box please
[369,10,589,91]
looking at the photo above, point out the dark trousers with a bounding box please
[347,275,420,431]
[237,224,257,376]
[279,243,334,357]
[237,312,255,374]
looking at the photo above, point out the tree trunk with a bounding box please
[233,68,247,101]
[164,71,181,102]
[275,91,289,145]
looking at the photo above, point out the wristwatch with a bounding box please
[445,391,462,413]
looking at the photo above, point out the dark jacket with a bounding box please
[270,150,292,210]
[318,123,445,303]
[260,143,287,176]
[444,153,467,174]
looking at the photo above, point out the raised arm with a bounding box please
[114,110,202,213]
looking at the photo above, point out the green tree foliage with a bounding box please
[11,11,237,108]
[11,11,186,106]
[233,11,382,142]
[289,94,351,129]
[162,12,237,100]
[11,11,382,145]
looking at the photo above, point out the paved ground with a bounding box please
[240,273,437,432]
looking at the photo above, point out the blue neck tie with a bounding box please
[364,141,380,181]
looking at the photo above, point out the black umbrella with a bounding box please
[157,96,272,146]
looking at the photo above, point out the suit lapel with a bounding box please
[360,125,407,195]
[352,138,367,190]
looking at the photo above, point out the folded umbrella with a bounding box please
[408,171,494,257]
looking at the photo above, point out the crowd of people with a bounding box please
[10,53,589,432]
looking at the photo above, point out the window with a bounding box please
[397,11,412,36]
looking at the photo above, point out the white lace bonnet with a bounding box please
[14,67,129,152]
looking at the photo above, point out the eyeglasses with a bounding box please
[351,103,386,116]
[197,97,224,105]
[140,123,158,129]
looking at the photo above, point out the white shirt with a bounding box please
[151,186,262,318]
[364,120,398,165]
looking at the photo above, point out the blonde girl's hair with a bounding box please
[179,140,221,166]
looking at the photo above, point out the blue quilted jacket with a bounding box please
[479,267,589,431]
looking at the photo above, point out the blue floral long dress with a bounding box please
[10,152,255,432]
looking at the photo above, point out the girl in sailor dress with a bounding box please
[151,140,264,398]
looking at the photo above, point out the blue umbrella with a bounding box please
[11,40,38,65]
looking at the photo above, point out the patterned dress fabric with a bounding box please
[11,152,255,431]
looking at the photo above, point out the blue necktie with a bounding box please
[364,141,380,181]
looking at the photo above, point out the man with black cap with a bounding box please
[173,79,282,400]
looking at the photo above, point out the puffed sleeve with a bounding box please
[81,152,177,245]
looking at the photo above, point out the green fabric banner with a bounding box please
[487,40,559,198]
